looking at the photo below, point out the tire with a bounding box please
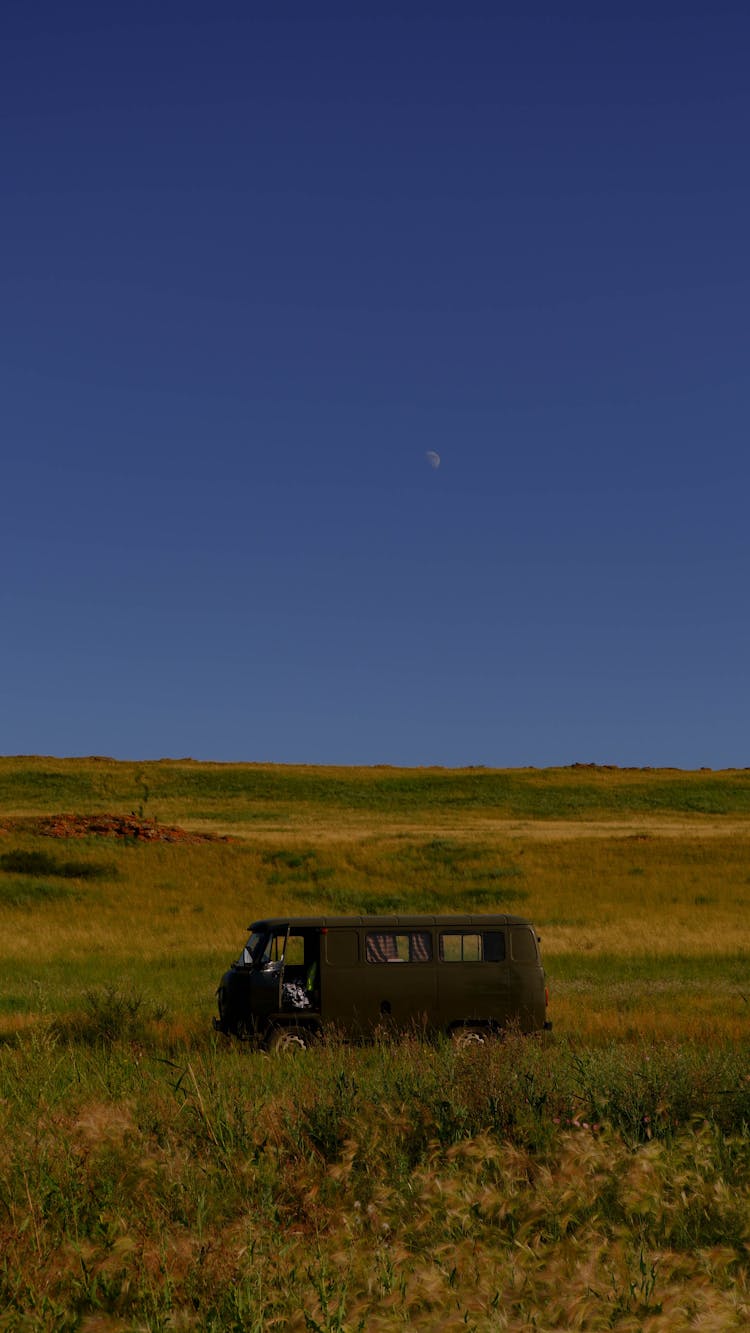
[267,1025,310,1054]
[451,1026,487,1048]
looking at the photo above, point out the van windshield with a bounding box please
[239,931,269,968]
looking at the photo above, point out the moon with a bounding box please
[425,450,441,469]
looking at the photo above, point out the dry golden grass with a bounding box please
[2,831,749,964]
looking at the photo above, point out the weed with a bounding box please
[52,987,168,1046]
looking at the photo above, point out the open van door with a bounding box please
[250,925,289,1025]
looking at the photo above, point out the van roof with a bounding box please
[248,914,534,931]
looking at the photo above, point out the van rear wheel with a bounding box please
[451,1026,487,1047]
[267,1025,310,1054]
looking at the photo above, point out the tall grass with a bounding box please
[1,1030,749,1329]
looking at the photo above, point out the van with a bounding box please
[215,914,551,1050]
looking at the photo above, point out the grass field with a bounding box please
[1,756,749,1328]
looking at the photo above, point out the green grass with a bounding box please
[549,951,750,985]
[0,955,221,1021]
[0,877,78,909]
[261,838,530,914]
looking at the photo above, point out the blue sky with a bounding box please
[3,2,749,767]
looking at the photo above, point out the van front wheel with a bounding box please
[267,1025,310,1054]
[451,1026,487,1048]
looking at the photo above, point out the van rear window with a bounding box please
[365,931,432,963]
[439,931,506,962]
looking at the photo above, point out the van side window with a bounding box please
[365,931,432,963]
[262,932,287,964]
[439,932,506,962]
[440,933,481,962]
[483,931,506,962]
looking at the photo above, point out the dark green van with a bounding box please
[215,914,551,1050]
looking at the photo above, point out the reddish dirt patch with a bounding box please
[0,813,231,844]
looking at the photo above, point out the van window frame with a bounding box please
[439,930,506,963]
[365,930,433,964]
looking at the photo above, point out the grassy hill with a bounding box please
[3,753,750,824]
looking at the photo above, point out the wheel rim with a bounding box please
[453,1028,485,1047]
[275,1030,307,1052]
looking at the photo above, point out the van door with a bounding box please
[323,927,436,1039]
[279,929,321,1015]
[436,929,510,1029]
[249,926,288,1025]
[321,928,361,1034]
[355,928,437,1035]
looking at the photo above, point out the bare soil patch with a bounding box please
[0,813,231,844]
